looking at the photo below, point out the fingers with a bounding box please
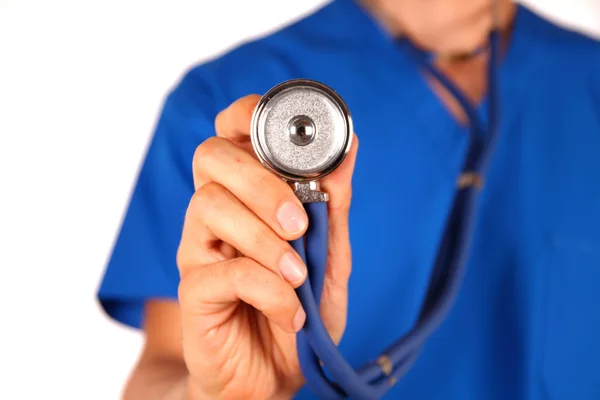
[179,257,306,334]
[192,137,308,240]
[201,94,309,241]
[320,134,359,216]
[314,135,358,343]
[177,94,310,337]
[178,182,307,286]
[178,94,358,346]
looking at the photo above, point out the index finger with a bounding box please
[214,94,262,143]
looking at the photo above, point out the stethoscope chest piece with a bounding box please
[251,79,353,202]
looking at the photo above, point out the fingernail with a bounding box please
[279,252,307,284]
[293,307,306,332]
[277,202,307,234]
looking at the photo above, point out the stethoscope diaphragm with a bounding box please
[250,79,353,185]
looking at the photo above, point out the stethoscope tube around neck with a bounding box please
[292,29,502,400]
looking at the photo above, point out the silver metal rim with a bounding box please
[250,78,353,182]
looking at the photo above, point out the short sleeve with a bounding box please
[97,69,220,329]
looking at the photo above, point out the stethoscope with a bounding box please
[250,15,502,400]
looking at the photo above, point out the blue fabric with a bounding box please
[97,1,600,399]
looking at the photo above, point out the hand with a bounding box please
[176,95,359,400]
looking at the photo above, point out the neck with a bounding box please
[355,0,517,124]
[359,0,516,58]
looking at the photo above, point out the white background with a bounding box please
[0,1,598,399]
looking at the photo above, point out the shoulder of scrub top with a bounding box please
[518,6,600,85]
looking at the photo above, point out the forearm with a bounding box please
[123,357,194,400]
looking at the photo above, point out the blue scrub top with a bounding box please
[98,1,600,399]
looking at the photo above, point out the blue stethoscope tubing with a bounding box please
[292,28,502,400]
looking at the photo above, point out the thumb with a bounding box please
[321,133,358,216]
[318,134,358,342]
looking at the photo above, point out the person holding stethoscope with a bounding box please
[98,0,600,399]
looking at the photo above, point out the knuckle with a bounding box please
[239,97,257,125]
[190,182,225,217]
[193,137,226,172]
[229,257,254,287]
[176,242,190,271]
[177,268,203,307]
[196,180,224,200]
[214,108,227,133]
[214,100,240,130]
[220,95,257,125]
[175,238,208,273]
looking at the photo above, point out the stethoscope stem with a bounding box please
[293,30,502,400]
